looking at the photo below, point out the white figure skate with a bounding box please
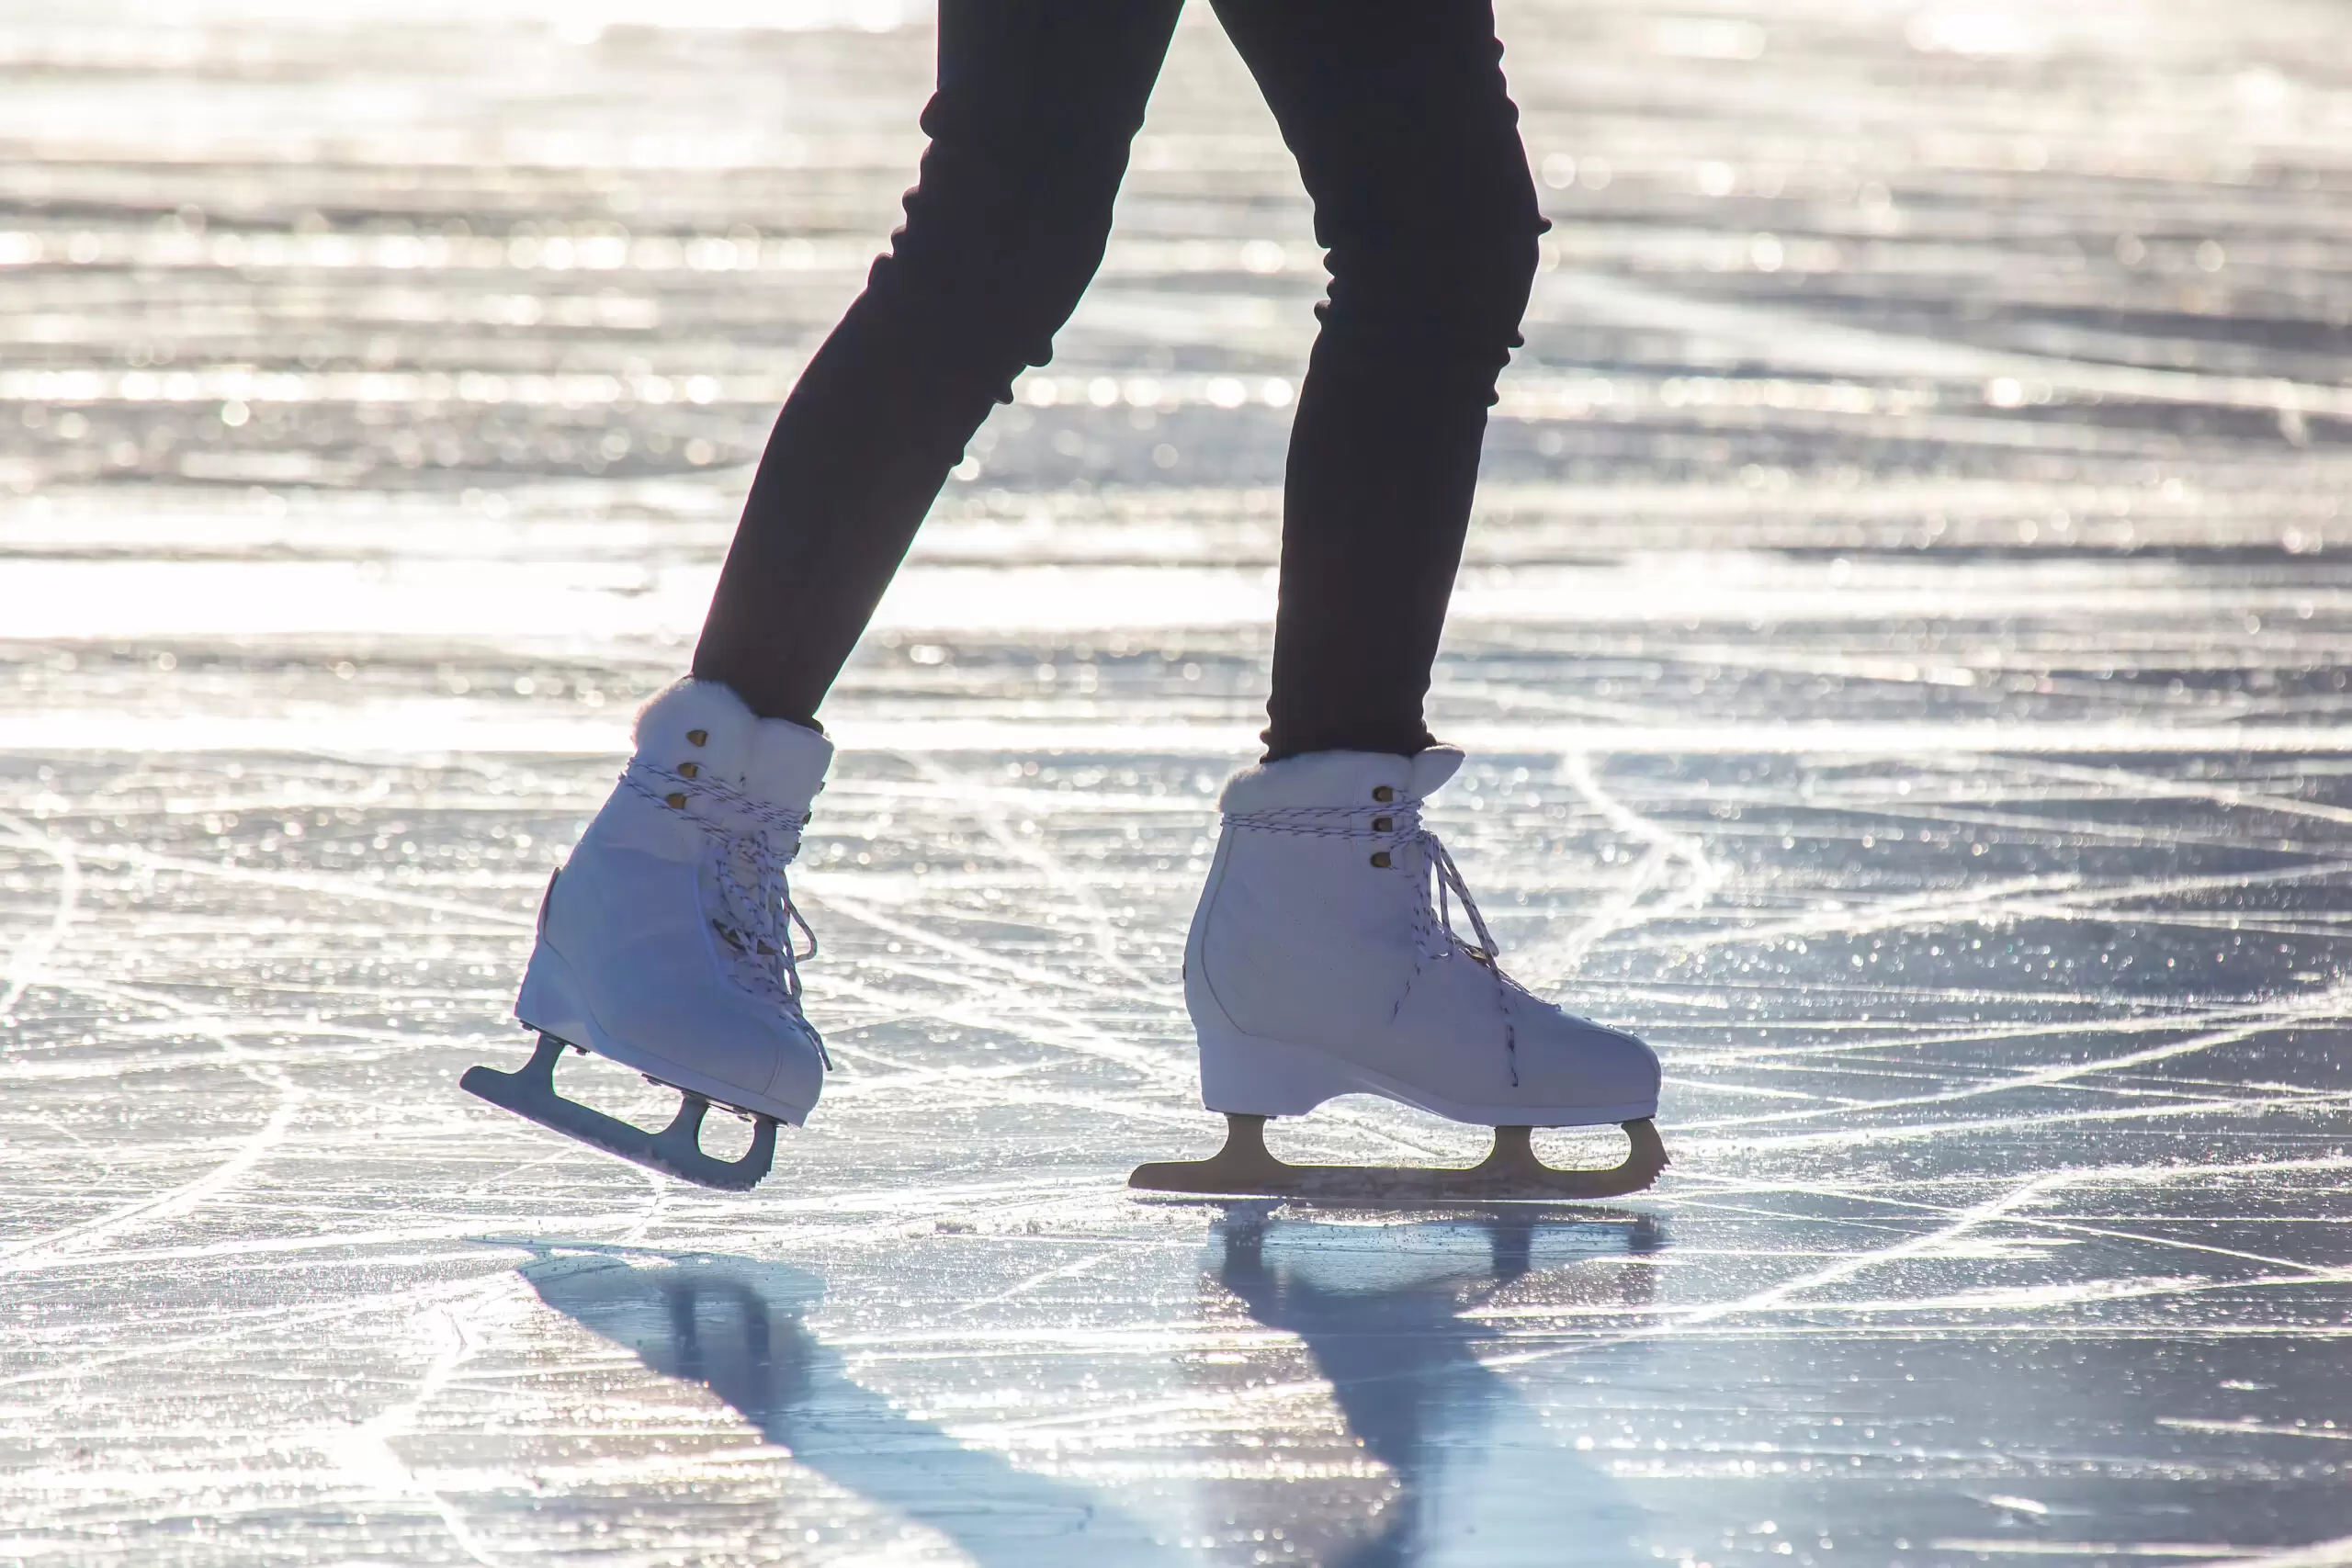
[462,679,833,1190]
[1131,746,1668,1201]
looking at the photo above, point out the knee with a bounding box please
[1434,213,1544,344]
[860,142,1126,393]
[864,246,1099,394]
[863,229,1110,394]
[1320,161,1544,357]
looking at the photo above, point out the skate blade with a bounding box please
[1129,1115,1667,1203]
[460,1032,778,1192]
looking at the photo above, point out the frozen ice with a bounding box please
[3,0,2349,1563]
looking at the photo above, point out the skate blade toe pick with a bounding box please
[1129,1114,1667,1202]
[461,1032,778,1191]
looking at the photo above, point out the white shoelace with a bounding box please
[1226,798,1524,1083]
[623,759,830,1068]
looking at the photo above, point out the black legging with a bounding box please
[693,0,1545,761]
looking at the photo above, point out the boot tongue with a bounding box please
[1408,745,1464,799]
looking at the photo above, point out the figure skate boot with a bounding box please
[462,679,832,1190]
[1131,746,1668,1201]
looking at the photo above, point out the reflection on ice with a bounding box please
[523,1247,1182,1563]
[514,1215,1669,1568]
[1202,1209,1660,1567]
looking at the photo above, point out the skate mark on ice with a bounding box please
[806,878,1152,1009]
[788,865,1202,1093]
[2159,1419,2352,1443]
[1669,1017,2295,1133]
[1539,751,1721,983]
[2001,754,2352,833]
[1946,1538,2352,1567]
[808,957,1187,1086]
[0,1053,302,1273]
[0,984,498,1089]
[1590,1179,2352,1315]
[0,810,81,1020]
[904,753,1153,988]
[314,1283,518,1568]
[0,1218,616,1279]
[1608,854,2352,958]
[1540,266,2352,423]
[1487,1154,2352,1372]
[68,840,537,930]
[882,1078,1215,1134]
[616,1159,668,1245]
[1687,990,2352,1069]
[0,1269,522,1391]
[1665,987,2352,1130]
[941,1249,1121,1321]
[1669,1089,2350,1159]
[1479,1168,2069,1374]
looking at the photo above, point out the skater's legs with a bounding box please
[693,1,1185,726]
[1211,0,1545,760]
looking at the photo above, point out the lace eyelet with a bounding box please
[686,728,707,746]
[665,792,687,808]
[1370,851,1392,868]
[1373,785,1396,803]
[678,761,699,778]
[1373,816,1393,832]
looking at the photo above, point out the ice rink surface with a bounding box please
[4,0,2351,1562]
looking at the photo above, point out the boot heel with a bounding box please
[1195,1022,1353,1116]
[514,939,594,1051]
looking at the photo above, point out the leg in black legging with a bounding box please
[1211,0,1546,761]
[692,1,1184,727]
